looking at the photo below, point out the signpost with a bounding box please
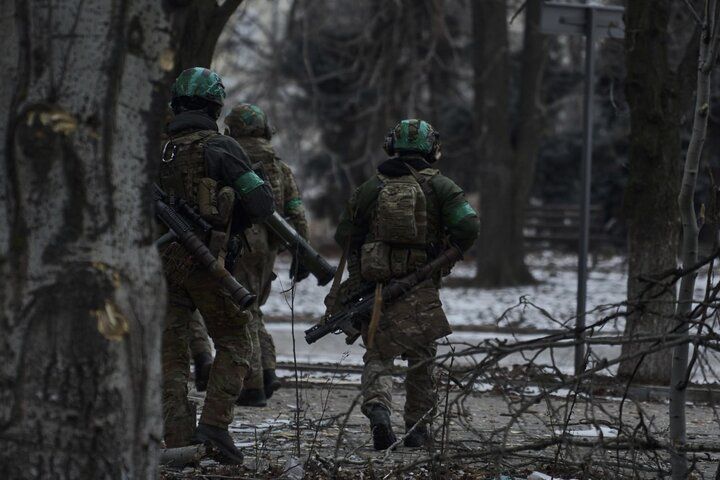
[539,1,624,375]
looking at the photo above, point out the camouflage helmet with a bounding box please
[171,67,226,105]
[225,103,272,139]
[384,119,441,161]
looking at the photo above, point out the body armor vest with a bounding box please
[159,129,218,210]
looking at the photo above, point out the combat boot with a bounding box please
[192,423,244,465]
[235,388,267,407]
[403,422,431,448]
[263,369,282,399]
[367,404,397,451]
[193,352,213,392]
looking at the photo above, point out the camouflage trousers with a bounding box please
[188,251,278,388]
[360,281,450,426]
[235,250,277,388]
[162,262,252,448]
[189,310,212,357]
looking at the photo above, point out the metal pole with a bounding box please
[575,6,595,375]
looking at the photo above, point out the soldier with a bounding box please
[188,103,311,405]
[159,67,275,464]
[330,119,478,450]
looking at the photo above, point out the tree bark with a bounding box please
[0,1,174,478]
[670,2,719,477]
[618,0,682,384]
[173,0,245,70]
[473,0,545,287]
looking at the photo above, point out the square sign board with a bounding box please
[540,2,625,39]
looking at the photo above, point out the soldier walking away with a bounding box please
[329,119,478,450]
[188,103,311,406]
[158,67,274,464]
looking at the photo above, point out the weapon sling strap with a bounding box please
[367,282,383,349]
[325,237,350,313]
[404,163,435,199]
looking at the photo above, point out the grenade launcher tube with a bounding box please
[154,197,256,310]
[264,212,336,286]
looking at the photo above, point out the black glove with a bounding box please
[290,255,310,283]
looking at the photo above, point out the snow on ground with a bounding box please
[258,251,720,381]
[264,252,634,331]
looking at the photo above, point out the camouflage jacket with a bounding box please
[234,136,309,241]
[335,156,479,258]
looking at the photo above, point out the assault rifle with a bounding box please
[304,246,463,344]
[264,212,336,286]
[153,183,256,309]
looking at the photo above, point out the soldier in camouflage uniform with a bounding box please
[159,68,275,464]
[330,119,478,450]
[188,103,310,406]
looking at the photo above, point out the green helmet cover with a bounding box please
[171,67,226,105]
[225,103,270,138]
[390,119,438,155]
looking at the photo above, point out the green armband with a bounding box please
[447,201,477,226]
[234,171,265,195]
[285,198,303,212]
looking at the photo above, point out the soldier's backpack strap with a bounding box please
[404,163,436,200]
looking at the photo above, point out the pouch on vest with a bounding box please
[374,175,427,245]
[389,247,427,277]
[360,241,392,282]
[197,178,236,228]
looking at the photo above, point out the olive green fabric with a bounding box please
[237,136,309,239]
[187,135,308,384]
[225,103,270,139]
[361,342,438,426]
[159,129,218,209]
[161,265,252,444]
[331,162,477,429]
[335,169,478,253]
[189,310,212,357]
[232,245,277,389]
[359,282,444,425]
[171,67,226,105]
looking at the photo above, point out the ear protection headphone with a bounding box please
[383,129,397,156]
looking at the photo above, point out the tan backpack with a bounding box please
[361,171,430,282]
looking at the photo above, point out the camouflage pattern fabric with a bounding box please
[225,103,271,139]
[332,153,478,430]
[189,310,212,357]
[361,342,438,426]
[188,134,307,381]
[162,255,252,446]
[171,67,226,105]
[259,320,277,370]
[389,119,438,155]
[359,278,448,427]
[232,246,277,389]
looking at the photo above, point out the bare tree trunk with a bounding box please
[618,0,681,384]
[670,3,720,478]
[473,0,545,287]
[173,0,245,70]
[0,1,174,478]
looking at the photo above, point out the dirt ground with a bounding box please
[160,373,720,480]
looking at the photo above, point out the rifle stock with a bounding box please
[304,246,463,344]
